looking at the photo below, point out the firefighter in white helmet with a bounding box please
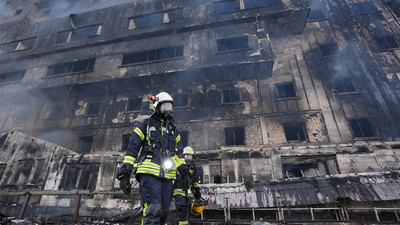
[173,146,202,225]
[117,92,189,225]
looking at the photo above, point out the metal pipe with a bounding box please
[310,207,314,221]
[18,192,31,219]
[0,189,134,196]
[374,207,380,222]
[73,194,81,223]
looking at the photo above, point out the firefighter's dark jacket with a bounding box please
[174,162,200,197]
[122,115,185,179]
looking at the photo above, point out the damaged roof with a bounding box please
[202,171,400,209]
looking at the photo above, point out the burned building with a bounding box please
[0,0,400,223]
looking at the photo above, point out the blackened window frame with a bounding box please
[46,58,96,77]
[225,126,245,146]
[348,118,377,138]
[216,36,249,53]
[353,2,378,15]
[213,0,241,15]
[127,8,183,30]
[319,42,340,57]
[121,45,184,66]
[222,89,241,103]
[242,0,280,10]
[308,8,325,22]
[0,70,26,84]
[275,82,298,99]
[55,24,102,45]
[126,98,142,111]
[375,36,400,51]
[77,136,94,153]
[179,131,189,148]
[174,93,188,107]
[283,123,308,143]
[87,102,101,116]
[121,134,131,152]
[335,77,358,95]
[0,38,36,55]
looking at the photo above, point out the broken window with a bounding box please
[196,166,203,184]
[376,36,399,50]
[243,0,279,10]
[47,58,95,76]
[60,163,99,190]
[128,9,183,30]
[0,38,35,54]
[284,123,308,142]
[179,131,189,148]
[77,136,93,153]
[353,2,376,14]
[275,82,297,99]
[319,43,339,56]
[225,126,245,146]
[121,134,130,152]
[174,94,188,107]
[87,102,100,115]
[56,25,102,44]
[214,175,222,183]
[308,8,325,21]
[15,9,23,15]
[0,70,25,84]
[127,98,142,111]
[122,46,184,65]
[223,89,240,103]
[282,155,338,178]
[335,78,357,93]
[348,118,376,138]
[213,0,240,15]
[12,159,34,185]
[217,36,249,52]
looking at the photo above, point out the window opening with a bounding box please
[0,39,35,54]
[77,136,93,153]
[47,58,95,76]
[353,2,376,14]
[127,98,142,111]
[284,123,308,142]
[217,36,248,52]
[213,0,240,15]
[225,127,245,145]
[174,94,188,107]
[196,166,204,184]
[276,83,297,98]
[243,0,279,10]
[308,9,324,21]
[179,131,189,148]
[122,46,183,65]
[282,155,338,178]
[15,9,23,15]
[60,163,99,190]
[335,78,356,93]
[319,43,339,56]
[214,175,222,184]
[348,118,376,138]
[128,9,183,30]
[56,25,102,44]
[223,89,240,103]
[87,103,100,115]
[0,70,25,84]
[376,36,399,50]
[33,159,44,182]
[121,134,130,152]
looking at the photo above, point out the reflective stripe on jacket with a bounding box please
[122,115,184,179]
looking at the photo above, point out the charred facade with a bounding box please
[0,0,400,223]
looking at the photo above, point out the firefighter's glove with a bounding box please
[193,187,201,199]
[117,164,133,195]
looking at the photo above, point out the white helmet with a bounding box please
[183,146,194,155]
[151,92,175,112]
